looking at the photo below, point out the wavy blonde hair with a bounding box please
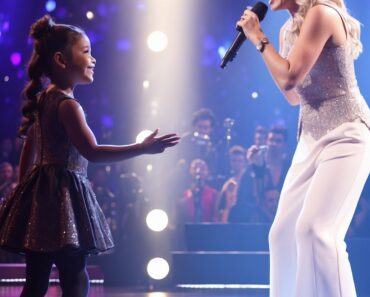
[291,0,362,59]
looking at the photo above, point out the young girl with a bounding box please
[238,0,370,296]
[0,15,179,297]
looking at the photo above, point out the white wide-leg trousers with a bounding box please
[269,121,370,297]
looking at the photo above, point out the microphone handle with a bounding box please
[220,32,246,68]
[220,1,268,69]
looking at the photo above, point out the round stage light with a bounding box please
[45,0,56,12]
[146,209,168,232]
[143,80,150,89]
[146,164,153,172]
[147,257,169,280]
[10,52,21,66]
[136,130,153,143]
[147,31,168,52]
[251,91,259,99]
[86,11,95,20]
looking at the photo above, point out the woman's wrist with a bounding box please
[250,31,267,47]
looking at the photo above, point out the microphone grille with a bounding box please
[251,2,268,22]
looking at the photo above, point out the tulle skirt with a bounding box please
[0,164,114,255]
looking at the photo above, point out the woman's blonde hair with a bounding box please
[292,0,362,59]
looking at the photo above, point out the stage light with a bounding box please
[218,46,227,58]
[45,0,56,12]
[2,21,10,32]
[143,80,150,89]
[3,76,9,82]
[147,31,168,52]
[146,164,153,172]
[10,52,21,66]
[146,209,168,232]
[148,293,167,297]
[86,11,95,20]
[136,130,152,143]
[147,257,169,280]
[251,91,259,99]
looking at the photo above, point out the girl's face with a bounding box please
[65,34,96,85]
[269,0,298,12]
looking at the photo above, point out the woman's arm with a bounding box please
[237,5,344,98]
[276,26,301,105]
[19,126,36,182]
[58,99,180,163]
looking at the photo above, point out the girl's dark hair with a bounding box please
[18,15,85,138]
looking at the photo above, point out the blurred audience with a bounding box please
[249,187,280,223]
[0,162,17,198]
[253,125,268,147]
[0,138,19,166]
[218,178,238,223]
[2,114,370,268]
[177,108,217,179]
[238,126,290,207]
[181,159,218,223]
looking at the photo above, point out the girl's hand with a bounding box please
[141,129,180,154]
[236,9,263,44]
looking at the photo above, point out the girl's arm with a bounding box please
[19,126,36,182]
[58,99,180,163]
[237,5,345,102]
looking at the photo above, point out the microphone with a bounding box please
[220,1,268,69]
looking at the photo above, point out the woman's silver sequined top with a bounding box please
[280,6,370,140]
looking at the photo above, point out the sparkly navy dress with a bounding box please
[0,90,114,255]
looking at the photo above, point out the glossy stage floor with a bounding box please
[0,286,271,297]
[1,286,370,297]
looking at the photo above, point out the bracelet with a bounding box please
[256,37,269,53]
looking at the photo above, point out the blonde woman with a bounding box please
[237,1,370,296]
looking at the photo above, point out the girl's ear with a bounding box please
[53,52,67,69]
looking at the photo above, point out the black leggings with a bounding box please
[20,251,89,297]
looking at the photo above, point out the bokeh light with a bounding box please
[147,257,170,280]
[147,31,168,52]
[142,80,150,89]
[10,52,21,66]
[86,11,95,20]
[146,164,153,172]
[136,130,152,143]
[45,0,56,12]
[146,209,168,232]
[251,91,259,99]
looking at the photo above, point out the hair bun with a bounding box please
[30,15,56,40]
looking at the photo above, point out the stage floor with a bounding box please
[0,286,269,297]
[1,286,370,297]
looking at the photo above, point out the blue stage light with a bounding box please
[45,0,56,12]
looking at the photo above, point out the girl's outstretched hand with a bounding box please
[141,129,180,154]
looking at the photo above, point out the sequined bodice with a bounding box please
[34,90,88,175]
[281,15,370,140]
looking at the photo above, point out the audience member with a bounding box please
[218,178,238,223]
[250,188,280,224]
[238,126,290,207]
[253,125,268,147]
[181,159,218,223]
[177,108,217,178]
